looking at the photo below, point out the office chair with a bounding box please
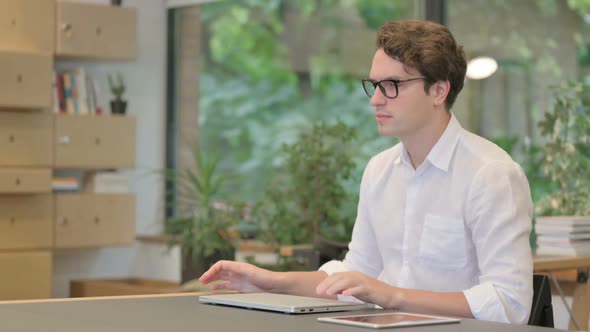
[528,274,554,327]
[310,236,349,270]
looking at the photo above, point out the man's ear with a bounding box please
[431,81,450,107]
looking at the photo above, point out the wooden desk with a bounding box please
[534,255,590,330]
[0,293,558,331]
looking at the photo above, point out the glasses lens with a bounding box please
[361,80,375,98]
[379,81,398,98]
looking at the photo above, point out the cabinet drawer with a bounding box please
[0,251,52,300]
[0,51,52,109]
[0,0,55,52]
[55,115,136,169]
[0,168,51,193]
[0,195,53,250]
[0,112,53,166]
[55,193,135,248]
[56,2,136,59]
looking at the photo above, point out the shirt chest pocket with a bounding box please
[418,214,467,269]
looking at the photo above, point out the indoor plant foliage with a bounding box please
[535,80,590,216]
[254,121,358,248]
[165,150,243,281]
[108,72,127,114]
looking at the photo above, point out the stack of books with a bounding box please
[535,216,590,256]
[52,177,80,192]
[84,172,129,193]
[52,67,103,115]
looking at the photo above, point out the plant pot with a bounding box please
[110,99,127,115]
[181,248,235,283]
[111,0,123,5]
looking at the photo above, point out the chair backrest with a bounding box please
[311,236,349,270]
[528,274,554,327]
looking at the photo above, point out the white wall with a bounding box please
[53,0,180,297]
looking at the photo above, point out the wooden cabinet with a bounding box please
[0,51,53,109]
[0,0,138,300]
[0,168,52,193]
[56,2,136,60]
[0,195,53,250]
[0,0,55,53]
[55,193,135,248]
[0,251,52,300]
[55,115,136,169]
[0,112,54,166]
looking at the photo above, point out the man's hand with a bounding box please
[199,260,278,293]
[315,271,403,309]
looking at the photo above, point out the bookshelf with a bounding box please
[0,0,137,300]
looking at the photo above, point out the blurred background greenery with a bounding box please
[167,0,590,251]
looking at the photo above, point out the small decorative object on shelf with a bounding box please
[108,72,127,115]
[111,0,123,6]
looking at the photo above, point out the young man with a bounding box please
[200,20,533,324]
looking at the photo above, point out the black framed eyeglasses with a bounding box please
[361,77,426,99]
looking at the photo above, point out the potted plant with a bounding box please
[253,121,358,268]
[108,73,127,115]
[534,81,590,255]
[165,148,243,282]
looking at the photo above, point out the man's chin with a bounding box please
[377,126,399,137]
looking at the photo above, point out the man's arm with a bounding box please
[316,271,473,318]
[462,161,534,324]
[199,260,335,298]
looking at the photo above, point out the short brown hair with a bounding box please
[376,20,466,110]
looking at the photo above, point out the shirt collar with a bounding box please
[393,113,462,171]
[425,113,462,172]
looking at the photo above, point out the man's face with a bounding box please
[368,48,437,139]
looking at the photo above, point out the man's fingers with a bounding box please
[315,276,333,294]
[199,260,233,283]
[325,279,353,295]
[210,281,232,290]
[342,285,365,297]
[317,275,352,296]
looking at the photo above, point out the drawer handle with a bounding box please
[58,217,68,226]
[8,134,15,143]
[9,217,16,226]
[61,23,73,38]
[16,74,23,83]
[94,217,101,224]
[10,18,16,28]
[96,26,102,36]
[95,137,101,145]
[59,136,70,144]
[14,178,20,186]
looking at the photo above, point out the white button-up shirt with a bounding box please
[320,113,533,324]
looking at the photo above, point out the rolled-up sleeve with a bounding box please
[464,161,533,324]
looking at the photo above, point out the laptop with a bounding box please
[198,293,371,314]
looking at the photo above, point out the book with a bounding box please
[85,172,129,193]
[63,72,75,114]
[52,177,80,192]
[535,225,590,234]
[86,73,98,114]
[70,71,79,113]
[536,244,590,256]
[75,68,90,115]
[56,71,65,113]
[52,70,59,113]
[537,233,590,242]
[536,216,590,226]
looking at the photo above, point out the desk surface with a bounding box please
[0,293,559,332]
[534,255,590,271]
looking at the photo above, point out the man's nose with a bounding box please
[370,88,387,106]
